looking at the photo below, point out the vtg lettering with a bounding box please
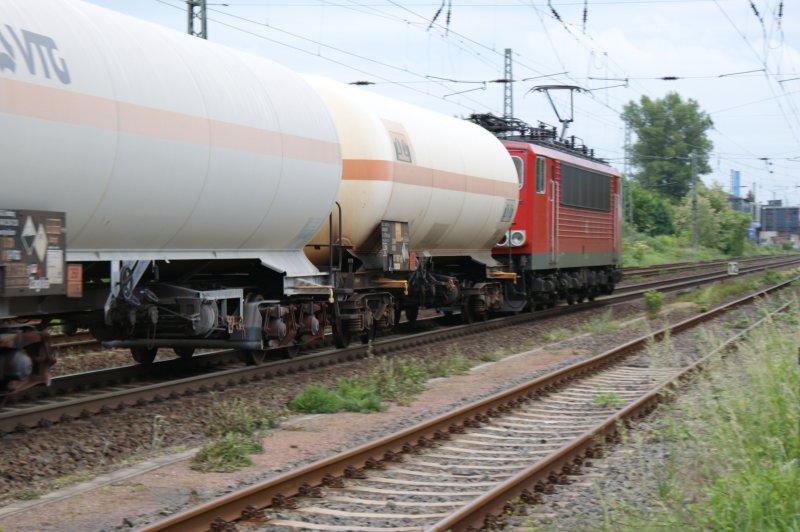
[0,24,71,85]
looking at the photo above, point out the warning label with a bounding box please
[0,209,66,297]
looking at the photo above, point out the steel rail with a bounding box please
[620,253,793,276]
[615,256,800,296]
[140,276,798,532]
[433,285,797,530]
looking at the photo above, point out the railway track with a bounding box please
[141,275,798,531]
[3,255,799,435]
[619,253,792,277]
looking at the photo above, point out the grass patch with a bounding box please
[289,381,384,414]
[204,395,280,438]
[13,488,41,501]
[578,309,619,335]
[609,301,800,530]
[290,346,478,413]
[592,391,624,408]
[190,432,263,473]
[542,327,572,343]
[191,395,280,473]
[357,356,428,405]
[621,230,781,268]
[48,471,95,491]
[643,290,664,319]
[761,268,787,285]
[675,278,759,307]
[425,345,473,377]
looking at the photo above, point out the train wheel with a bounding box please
[244,350,267,365]
[334,327,351,349]
[405,306,419,324]
[131,347,158,364]
[360,327,375,345]
[174,347,195,360]
[461,304,474,324]
[283,345,300,359]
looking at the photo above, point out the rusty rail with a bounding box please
[141,276,798,532]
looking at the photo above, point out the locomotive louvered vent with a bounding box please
[560,163,611,212]
[467,113,605,162]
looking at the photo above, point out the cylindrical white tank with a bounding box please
[0,0,341,276]
[303,76,519,266]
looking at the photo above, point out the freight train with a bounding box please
[0,0,621,396]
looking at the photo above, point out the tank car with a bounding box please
[0,0,341,394]
[470,114,623,306]
[302,76,521,346]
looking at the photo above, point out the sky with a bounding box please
[85,0,800,206]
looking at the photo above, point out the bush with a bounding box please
[191,432,263,472]
[424,345,472,377]
[205,396,278,438]
[631,242,649,261]
[762,269,784,285]
[644,290,664,318]
[289,381,385,414]
[354,356,428,404]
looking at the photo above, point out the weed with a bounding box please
[290,380,385,414]
[151,414,168,451]
[592,391,624,408]
[205,395,280,438]
[334,378,385,412]
[644,290,664,318]
[190,432,263,473]
[425,345,472,377]
[476,350,502,362]
[13,489,41,501]
[48,471,96,491]
[676,279,760,307]
[288,384,341,413]
[578,309,618,335]
[541,328,572,343]
[357,356,428,405]
[761,268,784,285]
[607,311,800,530]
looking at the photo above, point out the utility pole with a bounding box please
[691,157,698,249]
[503,48,513,119]
[187,0,208,39]
[623,123,633,227]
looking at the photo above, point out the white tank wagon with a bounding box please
[0,0,341,394]
[303,76,521,345]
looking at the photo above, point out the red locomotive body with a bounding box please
[500,140,622,268]
[483,116,622,308]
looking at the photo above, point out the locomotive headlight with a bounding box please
[496,231,510,247]
[509,230,526,247]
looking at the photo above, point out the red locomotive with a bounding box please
[473,114,623,310]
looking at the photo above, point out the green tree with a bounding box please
[674,183,751,254]
[625,179,675,236]
[622,93,713,202]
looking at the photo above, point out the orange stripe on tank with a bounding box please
[342,159,517,198]
[0,77,339,164]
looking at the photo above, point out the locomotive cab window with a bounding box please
[511,156,524,189]
[535,157,546,194]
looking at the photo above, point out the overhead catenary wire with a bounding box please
[142,0,797,200]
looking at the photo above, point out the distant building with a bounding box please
[758,204,800,248]
[727,194,753,215]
